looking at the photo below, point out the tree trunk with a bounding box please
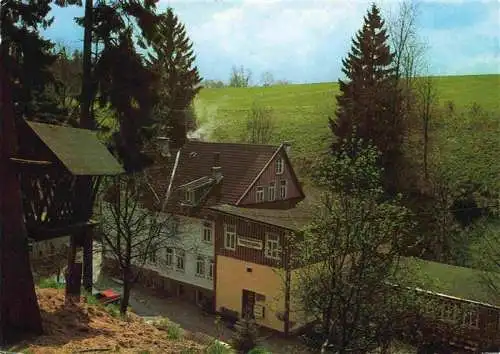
[0,60,43,344]
[120,267,132,315]
[423,121,428,181]
[82,227,93,292]
[80,0,94,130]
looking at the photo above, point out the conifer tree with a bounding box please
[330,3,403,189]
[150,7,202,149]
[231,316,260,353]
[0,0,65,123]
[71,0,161,171]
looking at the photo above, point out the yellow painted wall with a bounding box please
[216,255,287,332]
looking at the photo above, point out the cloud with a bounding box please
[420,1,499,74]
[183,0,370,81]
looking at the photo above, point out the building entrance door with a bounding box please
[242,289,256,319]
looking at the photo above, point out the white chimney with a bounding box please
[282,141,291,157]
[212,152,222,181]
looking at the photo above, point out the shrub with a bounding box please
[231,317,260,353]
[167,322,183,340]
[105,303,121,318]
[206,341,233,354]
[85,293,100,306]
[38,277,65,289]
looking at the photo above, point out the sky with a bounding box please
[42,0,500,84]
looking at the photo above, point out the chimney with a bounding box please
[282,141,291,157]
[212,152,222,181]
[156,136,171,158]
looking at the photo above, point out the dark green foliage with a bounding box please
[0,0,66,123]
[150,7,202,149]
[231,316,260,353]
[330,3,404,191]
[293,138,414,353]
[73,0,162,171]
[50,46,83,125]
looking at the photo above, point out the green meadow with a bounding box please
[194,74,500,169]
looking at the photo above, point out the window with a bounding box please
[267,182,276,201]
[254,304,266,319]
[148,250,157,265]
[202,221,213,243]
[208,258,214,280]
[176,249,185,271]
[224,224,237,250]
[276,157,284,174]
[184,189,194,203]
[440,302,459,323]
[265,232,280,259]
[196,256,205,277]
[279,180,287,199]
[256,186,264,202]
[165,248,173,267]
[463,309,479,328]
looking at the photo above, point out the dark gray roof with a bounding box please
[209,203,313,231]
[28,122,124,176]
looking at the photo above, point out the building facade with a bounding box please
[102,140,312,333]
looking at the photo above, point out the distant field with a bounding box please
[193,74,500,167]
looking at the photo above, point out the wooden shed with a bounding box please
[12,120,124,294]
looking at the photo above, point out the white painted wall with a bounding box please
[100,203,215,291]
[144,215,215,291]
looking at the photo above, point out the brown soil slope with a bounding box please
[11,288,204,354]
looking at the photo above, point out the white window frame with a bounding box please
[175,249,185,272]
[202,221,214,243]
[279,180,287,199]
[165,247,173,267]
[196,255,205,277]
[184,189,195,203]
[276,157,284,174]
[256,186,265,202]
[440,302,459,323]
[224,224,237,250]
[148,249,157,265]
[208,258,214,280]
[462,308,480,328]
[267,182,276,202]
[265,232,281,260]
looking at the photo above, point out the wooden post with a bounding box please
[65,233,82,302]
[82,225,94,292]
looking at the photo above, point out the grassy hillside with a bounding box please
[194,74,500,170]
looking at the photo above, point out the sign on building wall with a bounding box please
[237,236,263,250]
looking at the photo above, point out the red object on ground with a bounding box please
[97,289,121,305]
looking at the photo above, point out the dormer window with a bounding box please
[276,157,284,175]
[202,221,213,243]
[184,189,195,203]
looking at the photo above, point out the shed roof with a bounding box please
[400,257,500,308]
[27,122,124,176]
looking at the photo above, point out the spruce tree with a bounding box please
[330,3,403,189]
[150,7,202,149]
[0,0,66,123]
[231,316,260,353]
[71,0,161,172]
